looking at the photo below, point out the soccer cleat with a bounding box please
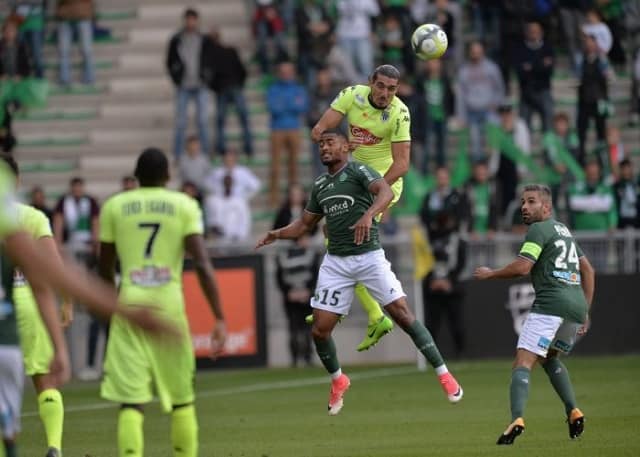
[45,448,61,457]
[497,418,525,445]
[328,374,351,416]
[567,408,585,439]
[438,372,463,403]
[356,316,394,352]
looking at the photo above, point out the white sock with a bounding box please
[435,364,449,376]
[330,368,342,380]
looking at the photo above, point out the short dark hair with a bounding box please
[523,184,552,203]
[620,158,632,168]
[70,176,84,186]
[473,158,488,167]
[134,147,170,186]
[370,64,400,82]
[553,112,570,124]
[320,128,348,141]
[184,8,199,19]
[0,153,18,177]
[186,135,199,143]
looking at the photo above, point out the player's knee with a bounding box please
[386,299,414,328]
[311,324,330,341]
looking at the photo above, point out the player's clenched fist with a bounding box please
[473,266,493,280]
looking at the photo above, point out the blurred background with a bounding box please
[1,0,639,377]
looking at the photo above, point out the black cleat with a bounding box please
[45,448,61,457]
[496,418,525,445]
[568,408,585,439]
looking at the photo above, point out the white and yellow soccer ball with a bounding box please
[411,23,448,60]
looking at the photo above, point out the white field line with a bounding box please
[22,366,417,418]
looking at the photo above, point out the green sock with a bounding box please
[3,441,16,457]
[118,408,144,457]
[314,336,340,374]
[355,283,384,325]
[510,367,531,421]
[405,320,445,368]
[543,358,577,415]
[171,405,198,457]
[38,388,64,450]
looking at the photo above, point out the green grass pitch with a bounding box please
[20,355,640,456]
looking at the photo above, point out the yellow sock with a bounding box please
[38,388,64,450]
[118,408,144,457]
[355,283,384,325]
[171,405,198,457]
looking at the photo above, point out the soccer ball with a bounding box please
[411,23,448,60]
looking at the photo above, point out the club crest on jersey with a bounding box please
[381,111,390,122]
[350,126,382,146]
[339,173,347,182]
[355,94,365,105]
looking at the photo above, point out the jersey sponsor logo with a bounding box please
[553,339,572,352]
[552,270,581,285]
[129,266,171,287]
[350,125,382,146]
[319,194,355,217]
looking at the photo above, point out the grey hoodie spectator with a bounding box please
[456,41,505,161]
[178,136,212,191]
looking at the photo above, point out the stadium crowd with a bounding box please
[1,0,639,238]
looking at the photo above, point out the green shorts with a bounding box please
[101,311,195,413]
[15,288,53,376]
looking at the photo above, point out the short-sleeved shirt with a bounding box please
[518,218,588,323]
[99,187,204,314]
[331,85,411,176]
[12,204,53,303]
[306,161,383,256]
[0,161,19,345]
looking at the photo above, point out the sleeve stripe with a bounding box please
[517,254,536,264]
[304,208,323,215]
[520,241,542,260]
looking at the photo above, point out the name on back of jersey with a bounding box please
[130,265,171,287]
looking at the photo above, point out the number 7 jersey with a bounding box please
[518,218,588,324]
[99,188,204,312]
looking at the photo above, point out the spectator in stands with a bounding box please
[178,136,212,193]
[294,0,334,87]
[275,232,319,367]
[613,159,640,229]
[11,0,44,78]
[335,0,379,80]
[634,47,640,125]
[252,0,288,75]
[464,159,499,239]
[29,185,53,224]
[266,61,308,207]
[456,40,504,161]
[419,166,467,358]
[489,103,531,218]
[594,2,626,67]
[379,14,405,73]
[595,125,626,181]
[581,8,613,57]
[568,158,617,231]
[576,33,614,165]
[167,8,213,159]
[180,180,206,226]
[121,175,137,191]
[469,0,501,57]
[414,58,454,172]
[512,21,554,133]
[326,34,360,86]
[273,183,316,234]
[204,148,261,202]
[543,112,583,205]
[205,174,252,242]
[307,67,342,177]
[626,1,640,125]
[558,0,588,74]
[0,18,31,78]
[207,27,254,158]
[55,0,95,86]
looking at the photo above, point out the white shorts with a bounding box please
[0,345,24,438]
[517,312,582,357]
[311,249,406,316]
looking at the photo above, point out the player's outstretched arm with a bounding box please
[256,211,323,249]
[384,141,411,187]
[311,108,344,142]
[349,179,393,245]
[578,255,595,336]
[185,234,226,359]
[474,257,533,280]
